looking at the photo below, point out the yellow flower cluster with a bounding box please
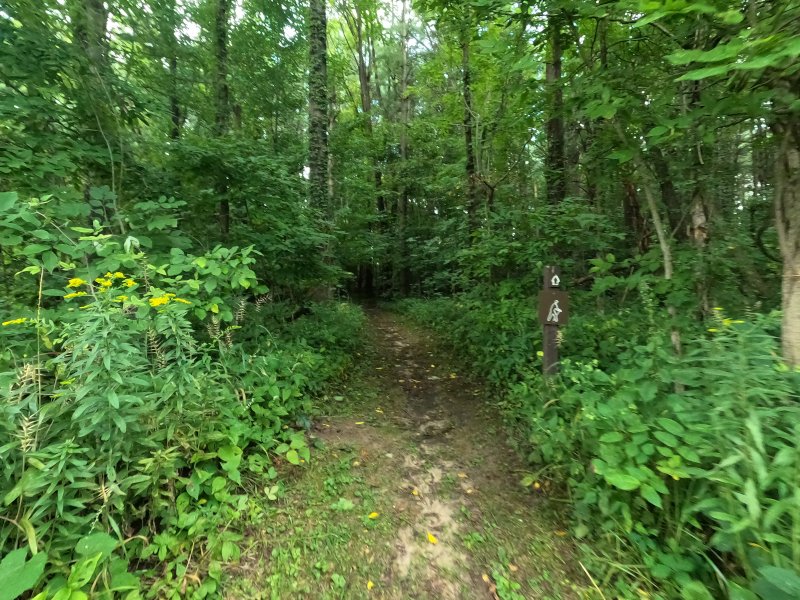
[67,277,87,288]
[149,293,192,308]
[708,308,745,333]
[2,317,27,326]
[94,272,128,289]
[149,296,170,307]
[64,291,88,299]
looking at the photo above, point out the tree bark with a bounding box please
[398,0,411,295]
[213,0,231,236]
[461,19,478,233]
[545,10,565,205]
[308,0,330,217]
[773,122,800,367]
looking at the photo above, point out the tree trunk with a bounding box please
[213,0,231,236]
[461,20,478,233]
[308,0,330,217]
[71,0,121,227]
[773,122,800,367]
[397,0,411,296]
[545,10,565,205]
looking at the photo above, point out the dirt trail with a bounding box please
[232,309,586,599]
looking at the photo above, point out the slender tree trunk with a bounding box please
[213,0,231,236]
[398,0,411,295]
[461,20,478,233]
[308,0,330,216]
[169,55,181,140]
[71,0,122,228]
[545,9,565,205]
[773,122,800,367]
[161,0,181,140]
[615,122,683,363]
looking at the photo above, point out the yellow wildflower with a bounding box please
[95,278,112,288]
[368,512,379,519]
[2,317,27,326]
[707,328,718,333]
[123,278,136,288]
[114,295,128,302]
[149,296,170,307]
[64,292,87,299]
[426,532,438,545]
[173,298,191,304]
[367,581,374,591]
[722,318,733,327]
[67,277,87,288]
[112,272,125,279]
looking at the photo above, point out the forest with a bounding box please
[1,0,799,598]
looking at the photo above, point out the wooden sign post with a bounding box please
[538,266,569,376]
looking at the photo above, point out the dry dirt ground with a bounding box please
[228,309,589,600]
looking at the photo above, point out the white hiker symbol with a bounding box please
[547,300,562,323]
[551,274,560,287]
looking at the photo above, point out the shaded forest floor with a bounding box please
[228,309,589,599]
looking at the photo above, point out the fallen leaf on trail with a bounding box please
[457,472,468,479]
[426,531,438,545]
[555,530,567,537]
[375,367,383,370]
[398,379,405,383]
[466,488,474,494]
[509,564,518,572]
[449,373,457,379]
[375,408,384,413]
[355,422,365,425]
[367,580,374,590]
[352,461,361,466]
[368,512,379,519]
[481,574,490,583]
[430,364,435,368]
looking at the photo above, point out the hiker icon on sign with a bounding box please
[547,300,562,323]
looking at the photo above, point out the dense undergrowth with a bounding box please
[0,191,364,599]
[396,288,800,600]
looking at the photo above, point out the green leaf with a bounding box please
[599,432,624,444]
[0,548,47,600]
[111,413,127,433]
[218,445,242,469]
[329,497,355,511]
[677,65,731,81]
[653,431,678,447]
[753,567,800,599]
[285,449,301,465]
[657,418,684,435]
[604,471,640,491]
[681,581,714,600]
[76,533,117,561]
[67,553,102,588]
[0,192,18,212]
[640,484,662,508]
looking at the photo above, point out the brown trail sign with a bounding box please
[538,266,569,375]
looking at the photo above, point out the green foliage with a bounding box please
[399,290,800,598]
[0,189,364,598]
